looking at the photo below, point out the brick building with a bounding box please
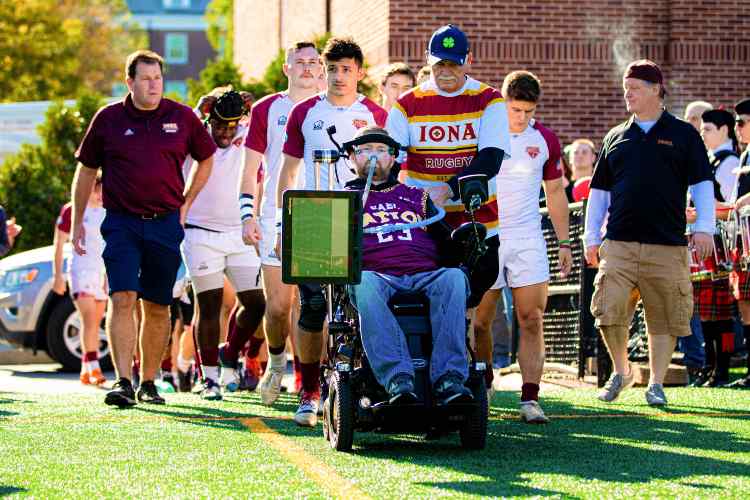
[234,0,750,147]
[126,0,216,99]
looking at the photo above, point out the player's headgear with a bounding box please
[210,90,246,126]
[624,59,666,95]
[427,24,469,66]
[342,126,401,155]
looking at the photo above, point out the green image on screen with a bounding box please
[290,198,349,278]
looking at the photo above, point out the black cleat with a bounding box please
[105,378,137,408]
[728,374,750,388]
[137,380,166,405]
[433,372,474,406]
[177,369,193,393]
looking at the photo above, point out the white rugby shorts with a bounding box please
[69,264,107,301]
[181,228,261,292]
[258,215,281,267]
[491,234,550,290]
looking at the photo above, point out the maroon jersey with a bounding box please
[361,183,439,276]
[75,95,216,215]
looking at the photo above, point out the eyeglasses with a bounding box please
[353,148,393,158]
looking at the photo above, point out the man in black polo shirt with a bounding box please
[71,50,216,407]
[583,60,714,406]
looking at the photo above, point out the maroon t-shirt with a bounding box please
[75,95,216,215]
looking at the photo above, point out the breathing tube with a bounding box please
[361,154,446,235]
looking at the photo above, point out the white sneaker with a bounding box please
[200,379,223,401]
[519,400,549,424]
[220,367,240,392]
[258,365,285,405]
[294,392,320,427]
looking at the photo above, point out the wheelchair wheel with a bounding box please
[459,376,488,450]
[327,371,355,452]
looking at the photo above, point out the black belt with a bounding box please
[116,210,176,220]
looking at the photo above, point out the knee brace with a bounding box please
[298,291,327,332]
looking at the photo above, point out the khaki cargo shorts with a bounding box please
[590,239,692,337]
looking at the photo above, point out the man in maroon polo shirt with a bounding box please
[71,49,216,407]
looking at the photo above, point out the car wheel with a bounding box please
[45,296,111,372]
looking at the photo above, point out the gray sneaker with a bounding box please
[645,383,668,406]
[598,369,635,402]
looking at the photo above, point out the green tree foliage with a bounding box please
[0,93,106,252]
[205,0,233,60]
[0,0,145,103]
[186,58,269,107]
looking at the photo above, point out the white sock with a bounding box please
[86,359,100,372]
[220,366,237,385]
[177,354,192,373]
[203,365,219,382]
[269,351,287,372]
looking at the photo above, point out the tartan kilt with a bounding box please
[693,277,735,321]
[730,268,750,301]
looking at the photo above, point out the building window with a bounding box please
[165,33,188,64]
[163,0,190,9]
[165,81,187,101]
[111,83,128,97]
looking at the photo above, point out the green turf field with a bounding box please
[2,384,750,499]
[290,197,349,278]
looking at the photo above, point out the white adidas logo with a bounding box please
[124,129,134,136]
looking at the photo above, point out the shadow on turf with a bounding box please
[266,391,750,497]
[0,485,27,496]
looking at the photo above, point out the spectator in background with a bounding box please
[565,138,596,202]
[378,63,416,110]
[684,100,713,132]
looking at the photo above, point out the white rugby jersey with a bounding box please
[496,119,562,239]
[245,92,296,217]
[184,123,248,232]
[56,203,106,271]
[283,93,387,190]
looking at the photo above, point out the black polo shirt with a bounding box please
[590,111,711,246]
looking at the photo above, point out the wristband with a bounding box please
[558,239,571,245]
[239,193,254,221]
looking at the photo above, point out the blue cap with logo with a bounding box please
[427,24,469,66]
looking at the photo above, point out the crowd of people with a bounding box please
[39,22,748,432]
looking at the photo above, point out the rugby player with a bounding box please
[240,41,324,405]
[272,37,387,426]
[475,71,571,423]
[53,175,107,386]
[182,89,265,400]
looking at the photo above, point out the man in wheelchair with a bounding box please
[343,126,475,406]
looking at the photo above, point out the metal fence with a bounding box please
[534,202,648,384]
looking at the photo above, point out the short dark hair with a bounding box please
[381,63,416,87]
[126,50,164,79]
[502,70,541,103]
[286,41,318,62]
[322,37,364,67]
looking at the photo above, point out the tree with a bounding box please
[186,58,269,107]
[0,0,145,102]
[205,0,233,60]
[0,93,106,252]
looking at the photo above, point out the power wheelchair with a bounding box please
[281,144,490,452]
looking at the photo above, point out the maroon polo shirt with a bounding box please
[75,95,216,215]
